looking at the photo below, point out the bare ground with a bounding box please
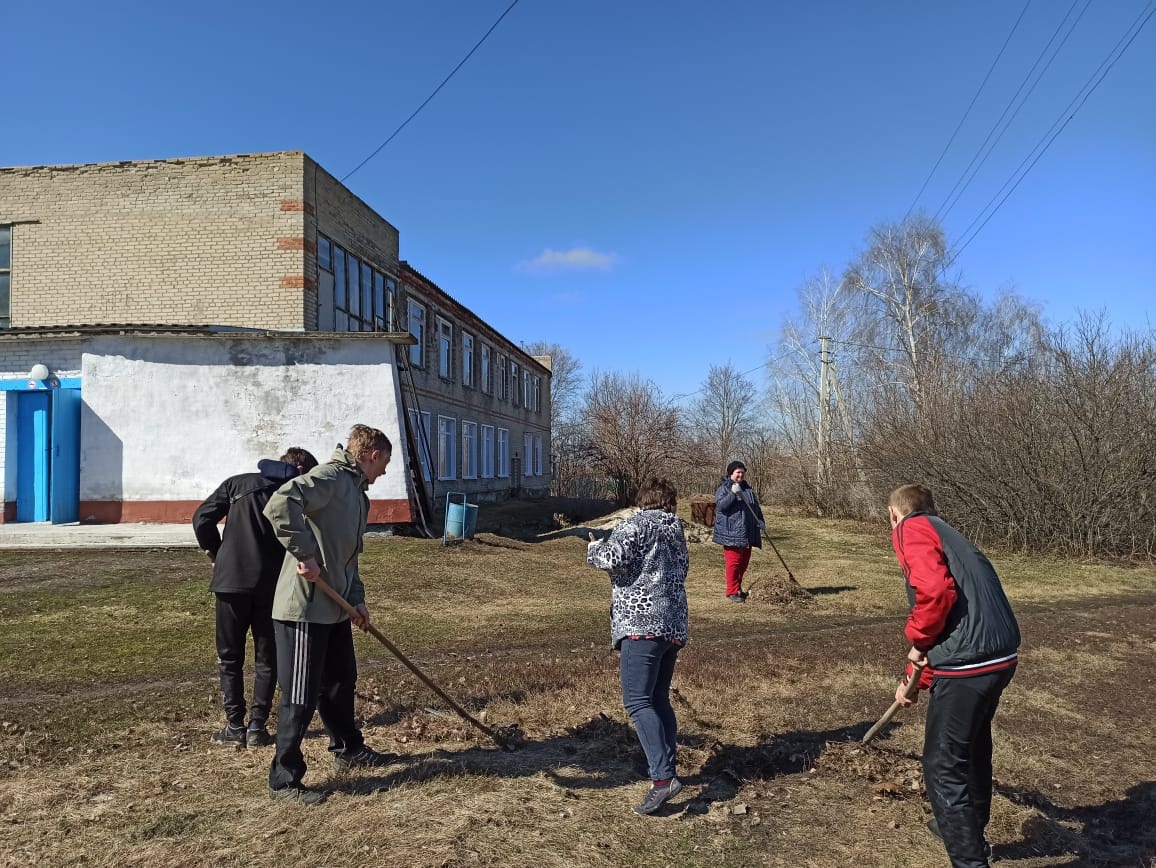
[0,516,1153,867]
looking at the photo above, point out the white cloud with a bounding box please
[517,247,618,273]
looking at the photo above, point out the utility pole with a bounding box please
[817,336,832,492]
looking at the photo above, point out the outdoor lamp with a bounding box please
[29,363,50,381]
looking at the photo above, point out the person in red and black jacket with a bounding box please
[889,484,1020,868]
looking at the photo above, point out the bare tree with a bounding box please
[524,341,582,432]
[687,363,759,468]
[525,341,584,496]
[582,371,685,506]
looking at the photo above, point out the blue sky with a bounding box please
[5,1,1154,398]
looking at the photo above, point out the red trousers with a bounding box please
[723,546,752,596]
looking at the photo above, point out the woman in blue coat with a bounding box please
[712,461,764,602]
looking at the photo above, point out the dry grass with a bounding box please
[1,509,1154,867]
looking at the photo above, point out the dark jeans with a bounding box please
[268,619,365,790]
[619,637,680,782]
[923,666,1016,868]
[215,591,276,728]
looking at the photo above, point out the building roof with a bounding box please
[399,262,551,377]
[0,324,416,344]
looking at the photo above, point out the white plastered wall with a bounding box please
[79,334,409,505]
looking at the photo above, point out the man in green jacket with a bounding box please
[263,424,396,804]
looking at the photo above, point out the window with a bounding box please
[481,425,495,478]
[480,344,491,393]
[534,436,543,476]
[318,233,396,332]
[510,361,520,406]
[0,226,10,329]
[407,300,425,366]
[533,376,542,413]
[462,332,474,388]
[333,245,348,331]
[497,428,510,478]
[523,434,534,477]
[409,409,433,481]
[385,277,397,330]
[462,421,478,479]
[523,371,531,409]
[437,316,452,379]
[373,272,386,331]
[438,416,457,480]
[347,254,361,320]
[496,354,508,401]
[360,262,373,331]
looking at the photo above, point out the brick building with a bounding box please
[0,152,550,525]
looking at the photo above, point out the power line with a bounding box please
[668,352,794,403]
[936,0,1093,224]
[931,0,1086,224]
[825,337,1027,366]
[903,0,1033,221]
[341,0,521,183]
[948,0,1156,265]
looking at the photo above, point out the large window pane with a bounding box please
[333,246,347,308]
[0,274,9,327]
[360,263,373,330]
[0,226,10,269]
[373,272,385,331]
[347,255,360,319]
[317,235,331,271]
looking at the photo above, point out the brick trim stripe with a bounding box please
[280,199,317,216]
[277,237,316,253]
[74,499,412,524]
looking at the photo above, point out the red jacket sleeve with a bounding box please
[894,515,958,652]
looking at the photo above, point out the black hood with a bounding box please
[257,459,300,484]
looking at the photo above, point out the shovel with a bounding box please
[861,662,926,745]
[311,575,518,750]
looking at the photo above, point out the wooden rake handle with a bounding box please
[861,662,926,745]
[311,576,508,748]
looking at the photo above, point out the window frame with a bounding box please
[481,424,495,478]
[0,225,11,329]
[523,433,534,477]
[437,415,457,481]
[407,300,426,367]
[410,409,433,482]
[462,420,478,480]
[437,316,453,380]
[497,428,510,478]
[462,331,474,388]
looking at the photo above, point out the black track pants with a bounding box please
[268,619,364,790]
[214,592,276,727]
[923,666,1016,868]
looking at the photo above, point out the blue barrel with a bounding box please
[446,501,479,540]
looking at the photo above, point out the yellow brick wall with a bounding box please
[0,152,308,329]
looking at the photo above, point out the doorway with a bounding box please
[12,387,81,523]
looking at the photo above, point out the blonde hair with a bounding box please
[889,484,937,518]
[346,424,391,459]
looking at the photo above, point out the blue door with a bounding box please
[16,391,51,522]
[50,388,82,524]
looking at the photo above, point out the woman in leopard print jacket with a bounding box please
[587,477,689,815]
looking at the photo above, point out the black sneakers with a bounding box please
[268,785,327,806]
[210,724,247,747]
[246,724,273,748]
[333,745,398,772]
[633,777,683,815]
[727,593,747,603]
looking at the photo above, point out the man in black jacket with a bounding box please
[193,448,318,748]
